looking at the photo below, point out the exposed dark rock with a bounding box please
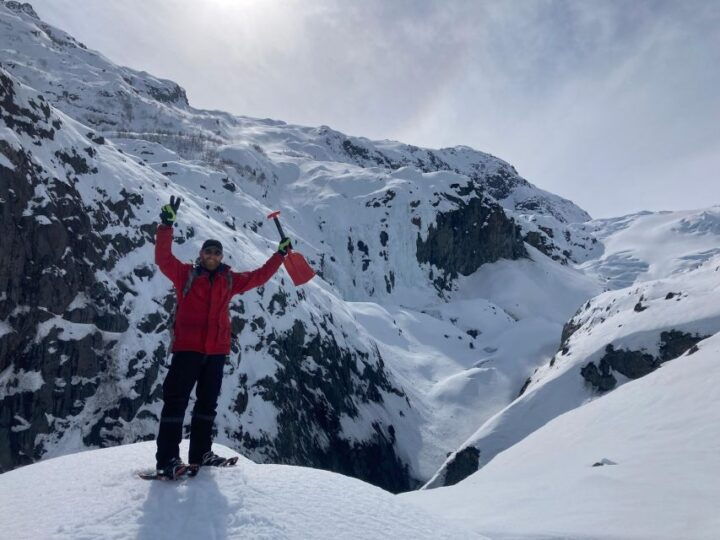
[559,313,584,350]
[483,167,526,201]
[518,377,532,397]
[582,330,710,393]
[222,177,237,192]
[145,82,188,106]
[0,70,57,140]
[379,230,389,247]
[367,190,396,208]
[5,2,41,20]
[340,139,393,168]
[342,139,371,160]
[659,330,707,362]
[55,148,96,175]
[592,458,617,467]
[246,318,414,492]
[133,264,154,280]
[523,230,554,259]
[268,290,289,316]
[0,72,154,471]
[416,196,527,291]
[86,132,105,145]
[137,312,165,333]
[580,358,618,392]
[606,344,657,380]
[443,446,480,486]
[539,225,554,238]
[384,271,395,294]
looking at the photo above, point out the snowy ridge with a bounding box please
[574,207,720,286]
[425,226,720,489]
[0,0,592,266]
[0,440,484,540]
[406,330,720,539]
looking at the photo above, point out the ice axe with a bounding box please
[267,211,315,286]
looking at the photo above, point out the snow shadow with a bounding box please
[137,473,231,540]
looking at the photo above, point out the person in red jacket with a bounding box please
[153,196,290,479]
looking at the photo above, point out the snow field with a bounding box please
[0,441,483,540]
[405,332,720,539]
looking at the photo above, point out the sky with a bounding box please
[28,0,720,218]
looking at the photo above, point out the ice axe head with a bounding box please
[265,210,315,286]
[267,211,285,239]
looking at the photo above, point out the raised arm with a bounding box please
[231,252,285,295]
[155,196,190,289]
[155,225,190,289]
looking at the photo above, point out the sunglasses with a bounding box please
[202,248,222,256]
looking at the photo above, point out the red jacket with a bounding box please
[155,225,284,354]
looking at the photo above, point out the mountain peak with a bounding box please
[3,1,39,20]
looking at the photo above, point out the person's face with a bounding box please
[199,247,223,271]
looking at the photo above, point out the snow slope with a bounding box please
[426,214,720,487]
[405,331,720,540]
[352,245,599,478]
[573,207,720,288]
[0,440,483,540]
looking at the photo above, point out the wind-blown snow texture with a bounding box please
[2,3,720,537]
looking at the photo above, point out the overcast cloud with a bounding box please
[30,0,720,218]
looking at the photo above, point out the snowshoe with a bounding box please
[139,457,189,481]
[187,451,238,476]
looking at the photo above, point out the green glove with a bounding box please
[160,195,181,226]
[277,237,292,255]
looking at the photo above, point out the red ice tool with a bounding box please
[267,211,315,286]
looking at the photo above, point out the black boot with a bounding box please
[188,451,238,476]
[200,451,232,466]
[156,457,188,480]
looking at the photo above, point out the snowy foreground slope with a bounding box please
[0,440,484,540]
[405,331,720,540]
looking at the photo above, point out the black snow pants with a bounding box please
[155,351,226,467]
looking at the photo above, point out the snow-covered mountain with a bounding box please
[2,4,719,536]
[426,208,720,488]
[0,0,597,490]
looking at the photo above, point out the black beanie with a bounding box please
[201,239,223,252]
